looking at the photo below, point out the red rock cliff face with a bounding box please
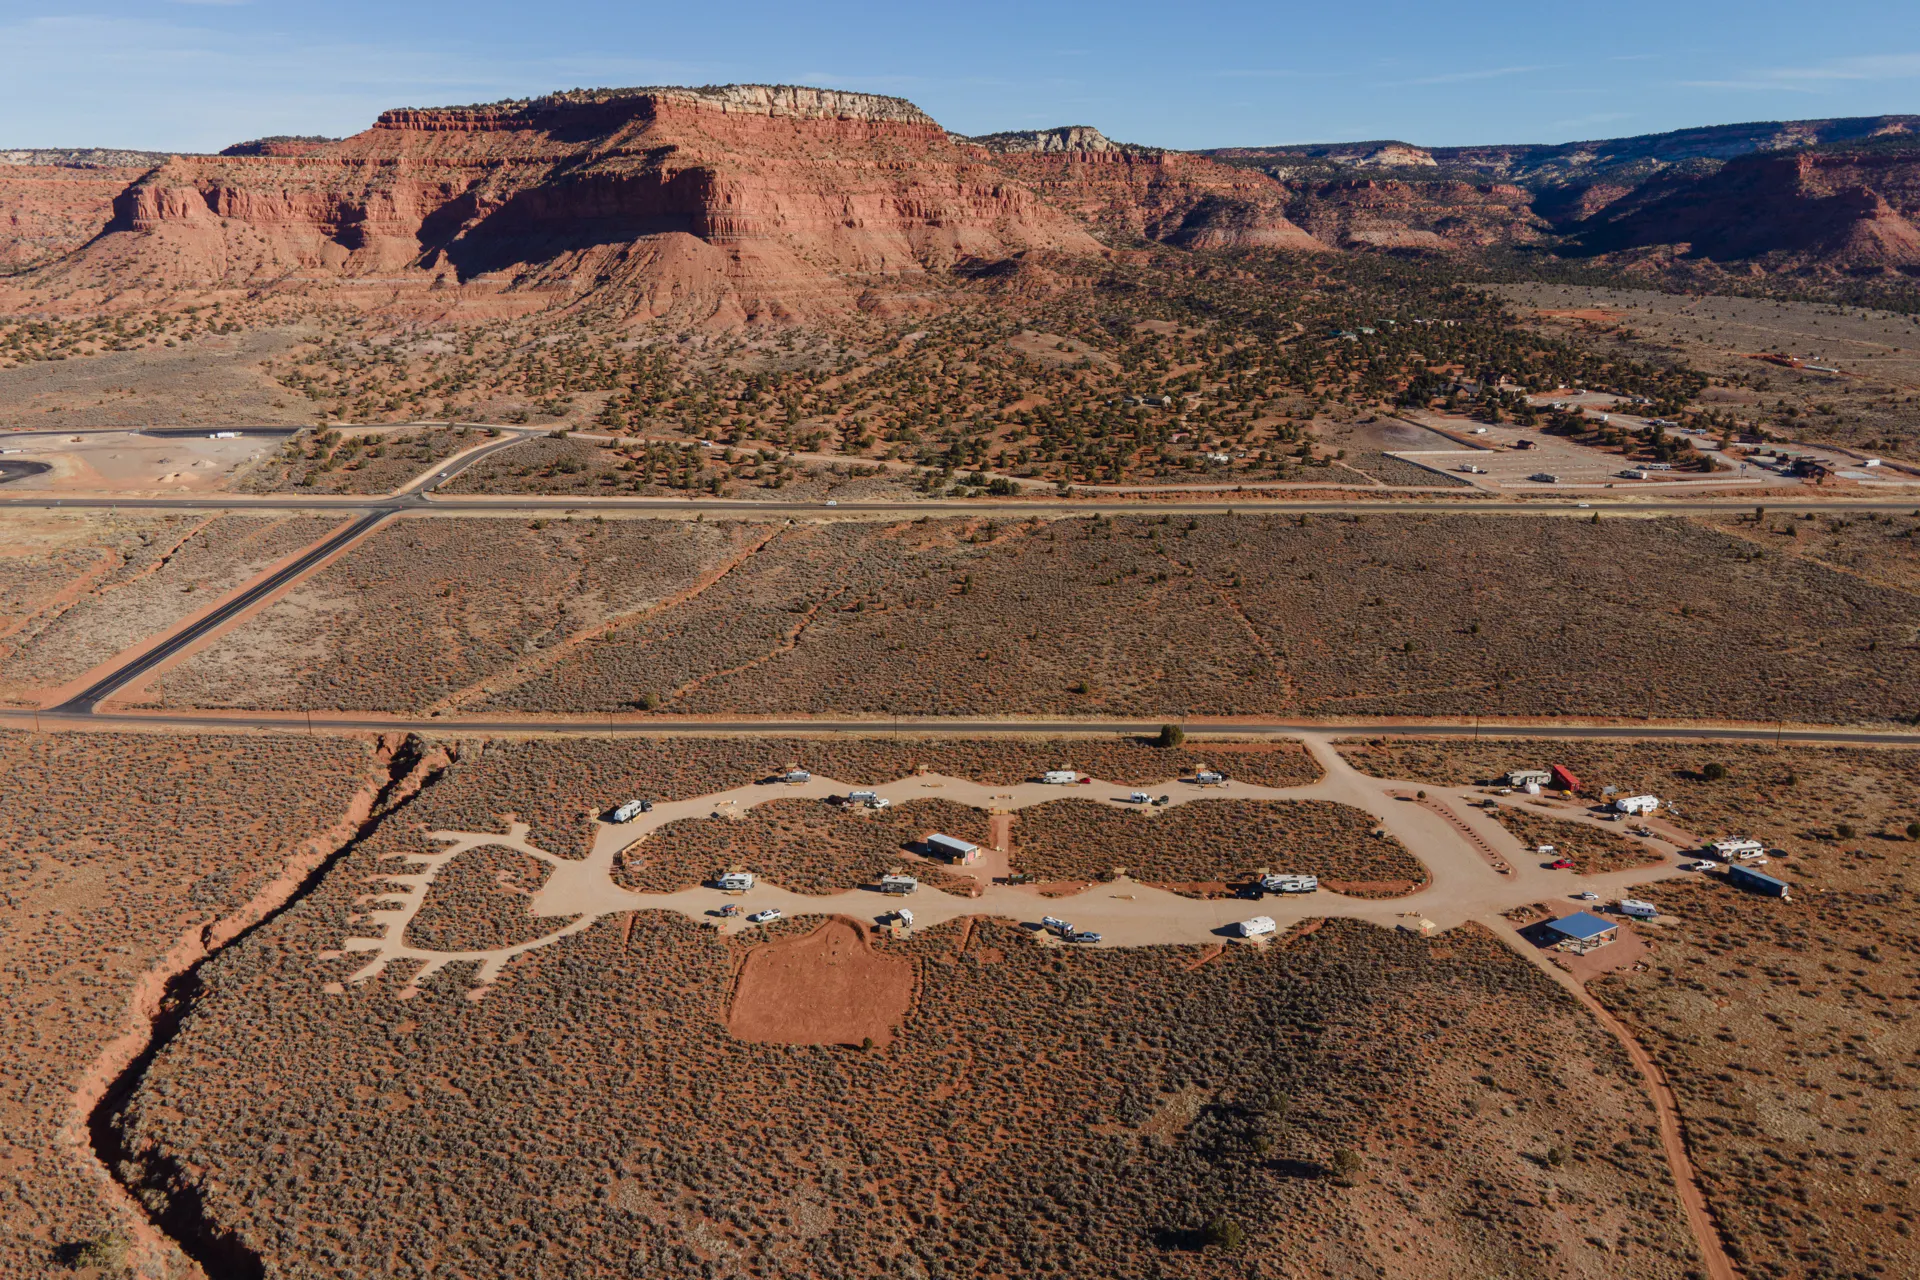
[70,86,1102,323]
[1575,147,1920,270]
[0,155,160,270]
[978,143,1326,251]
[1283,178,1548,249]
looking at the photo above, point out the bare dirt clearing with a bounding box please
[727,915,912,1047]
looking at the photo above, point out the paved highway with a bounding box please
[3,492,1918,518]
[50,511,393,714]
[8,709,1918,746]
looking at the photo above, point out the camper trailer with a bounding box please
[1234,916,1277,938]
[715,871,756,893]
[1259,873,1319,895]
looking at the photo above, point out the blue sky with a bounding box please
[2,0,1917,152]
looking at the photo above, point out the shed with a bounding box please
[1728,864,1791,898]
[925,833,980,864]
[1549,765,1582,793]
[1544,911,1618,952]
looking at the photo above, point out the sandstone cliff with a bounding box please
[971,133,1326,251]
[0,150,166,271]
[38,85,1101,323]
[1571,143,1920,272]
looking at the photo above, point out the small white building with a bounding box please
[715,871,756,892]
[1614,794,1661,816]
[925,833,981,864]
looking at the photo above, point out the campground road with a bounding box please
[5,708,1918,745]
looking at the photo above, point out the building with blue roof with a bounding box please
[1544,911,1619,952]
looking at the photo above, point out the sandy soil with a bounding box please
[727,915,912,1046]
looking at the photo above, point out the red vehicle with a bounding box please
[1550,858,1574,870]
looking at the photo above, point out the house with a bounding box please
[925,833,980,864]
[1549,765,1582,793]
[1544,911,1618,952]
[1728,864,1791,898]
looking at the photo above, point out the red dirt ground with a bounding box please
[726,916,912,1048]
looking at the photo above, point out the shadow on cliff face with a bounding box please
[425,168,718,281]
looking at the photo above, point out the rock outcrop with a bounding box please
[1571,144,1920,272]
[972,133,1326,251]
[0,150,166,271]
[38,85,1101,323]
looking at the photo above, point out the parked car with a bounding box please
[747,908,784,924]
[1070,931,1102,944]
[1572,891,1599,901]
[1689,860,1720,872]
[1549,858,1574,870]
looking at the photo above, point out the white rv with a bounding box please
[1235,916,1277,938]
[715,871,756,892]
[879,874,919,895]
[1707,838,1764,861]
[1614,794,1660,816]
[1042,770,1080,785]
[1259,874,1319,895]
[610,799,649,823]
